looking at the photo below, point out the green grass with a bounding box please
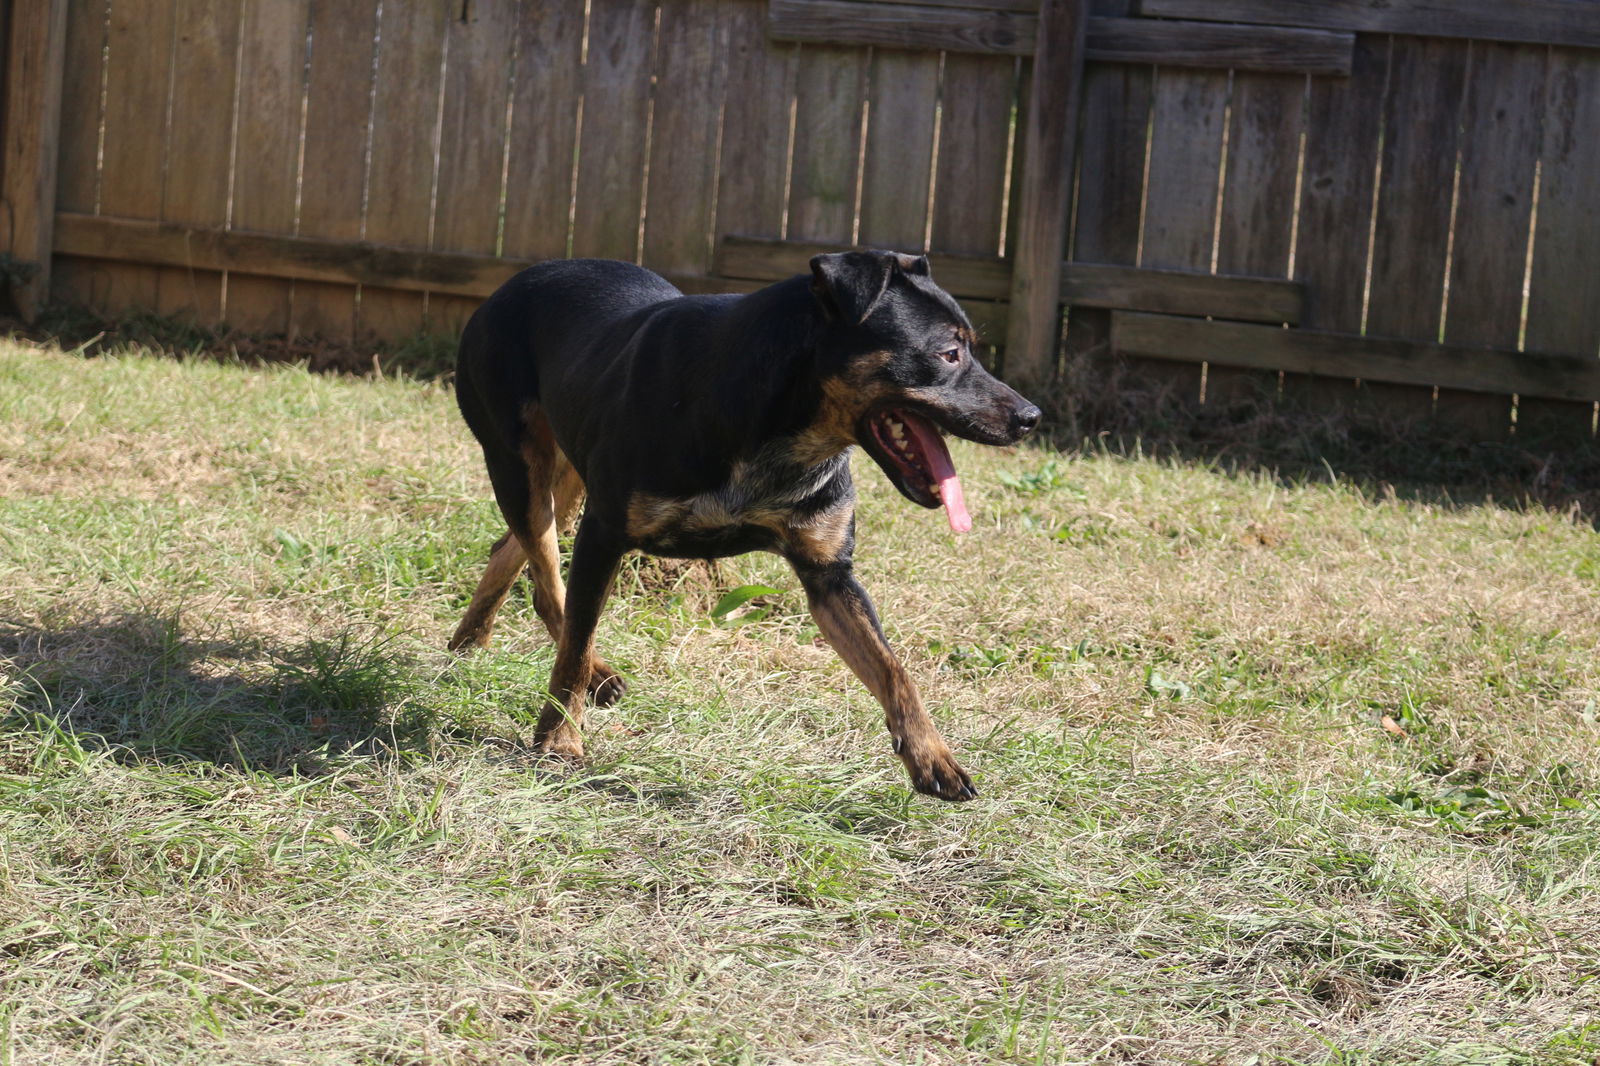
[2,338,1599,1064]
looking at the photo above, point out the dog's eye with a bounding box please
[938,345,962,365]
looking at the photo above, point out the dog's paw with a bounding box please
[897,741,979,802]
[534,729,586,761]
[588,662,627,707]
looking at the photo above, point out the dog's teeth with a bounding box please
[888,421,905,440]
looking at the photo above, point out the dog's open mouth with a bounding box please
[863,408,971,533]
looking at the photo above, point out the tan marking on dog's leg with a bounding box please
[534,529,624,758]
[448,531,529,652]
[802,574,976,801]
[516,423,625,707]
[552,455,586,535]
[537,629,597,758]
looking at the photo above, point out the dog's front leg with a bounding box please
[792,561,978,801]
[534,515,625,758]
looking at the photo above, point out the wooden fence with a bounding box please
[3,0,1599,442]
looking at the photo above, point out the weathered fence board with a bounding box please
[48,0,105,311]
[427,2,520,336]
[1135,0,1600,51]
[571,0,657,260]
[1136,66,1228,403]
[858,47,940,249]
[1005,0,1087,389]
[1206,70,1305,405]
[770,2,1354,73]
[500,4,584,262]
[1113,312,1600,405]
[151,0,238,326]
[1063,40,1149,388]
[643,0,733,275]
[1521,46,1600,442]
[1295,34,1386,335]
[293,0,379,343]
[1439,41,1547,438]
[360,0,449,340]
[787,43,869,242]
[717,234,1302,321]
[930,53,1016,256]
[0,0,68,321]
[227,0,311,336]
[94,0,176,313]
[1363,35,1469,422]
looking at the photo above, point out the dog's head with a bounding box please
[809,250,1041,532]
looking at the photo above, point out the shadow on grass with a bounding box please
[0,611,511,774]
[1052,358,1600,524]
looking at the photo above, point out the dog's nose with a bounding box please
[1011,404,1042,437]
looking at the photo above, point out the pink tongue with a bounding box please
[902,413,972,533]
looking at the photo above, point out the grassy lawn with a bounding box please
[2,338,1598,1065]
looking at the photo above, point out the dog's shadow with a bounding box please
[0,612,502,775]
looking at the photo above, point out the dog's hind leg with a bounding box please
[448,530,529,652]
[462,407,625,706]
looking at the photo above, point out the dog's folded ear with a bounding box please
[898,254,931,277]
[810,251,898,325]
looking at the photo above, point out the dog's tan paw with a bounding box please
[897,741,979,802]
[534,729,586,761]
[588,662,627,707]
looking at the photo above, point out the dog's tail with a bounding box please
[455,298,538,458]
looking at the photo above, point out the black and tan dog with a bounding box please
[449,251,1039,800]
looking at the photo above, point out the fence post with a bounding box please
[1,0,70,322]
[1004,0,1087,398]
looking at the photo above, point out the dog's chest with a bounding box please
[626,454,845,558]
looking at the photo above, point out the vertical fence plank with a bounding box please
[501,3,584,261]
[1071,66,1149,268]
[857,48,939,250]
[1438,41,1546,439]
[1207,70,1304,407]
[1,0,69,321]
[360,0,448,340]
[1215,74,1301,280]
[642,0,731,276]
[1296,35,1385,335]
[95,0,177,315]
[1521,46,1600,443]
[931,52,1016,347]
[1005,0,1086,395]
[570,0,657,261]
[48,0,105,309]
[930,53,1014,257]
[428,0,519,336]
[1363,35,1469,424]
[53,0,103,217]
[1288,33,1386,413]
[1065,55,1151,409]
[227,0,311,335]
[293,0,378,343]
[1131,66,1229,405]
[787,43,868,244]
[713,0,794,243]
[152,0,240,325]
